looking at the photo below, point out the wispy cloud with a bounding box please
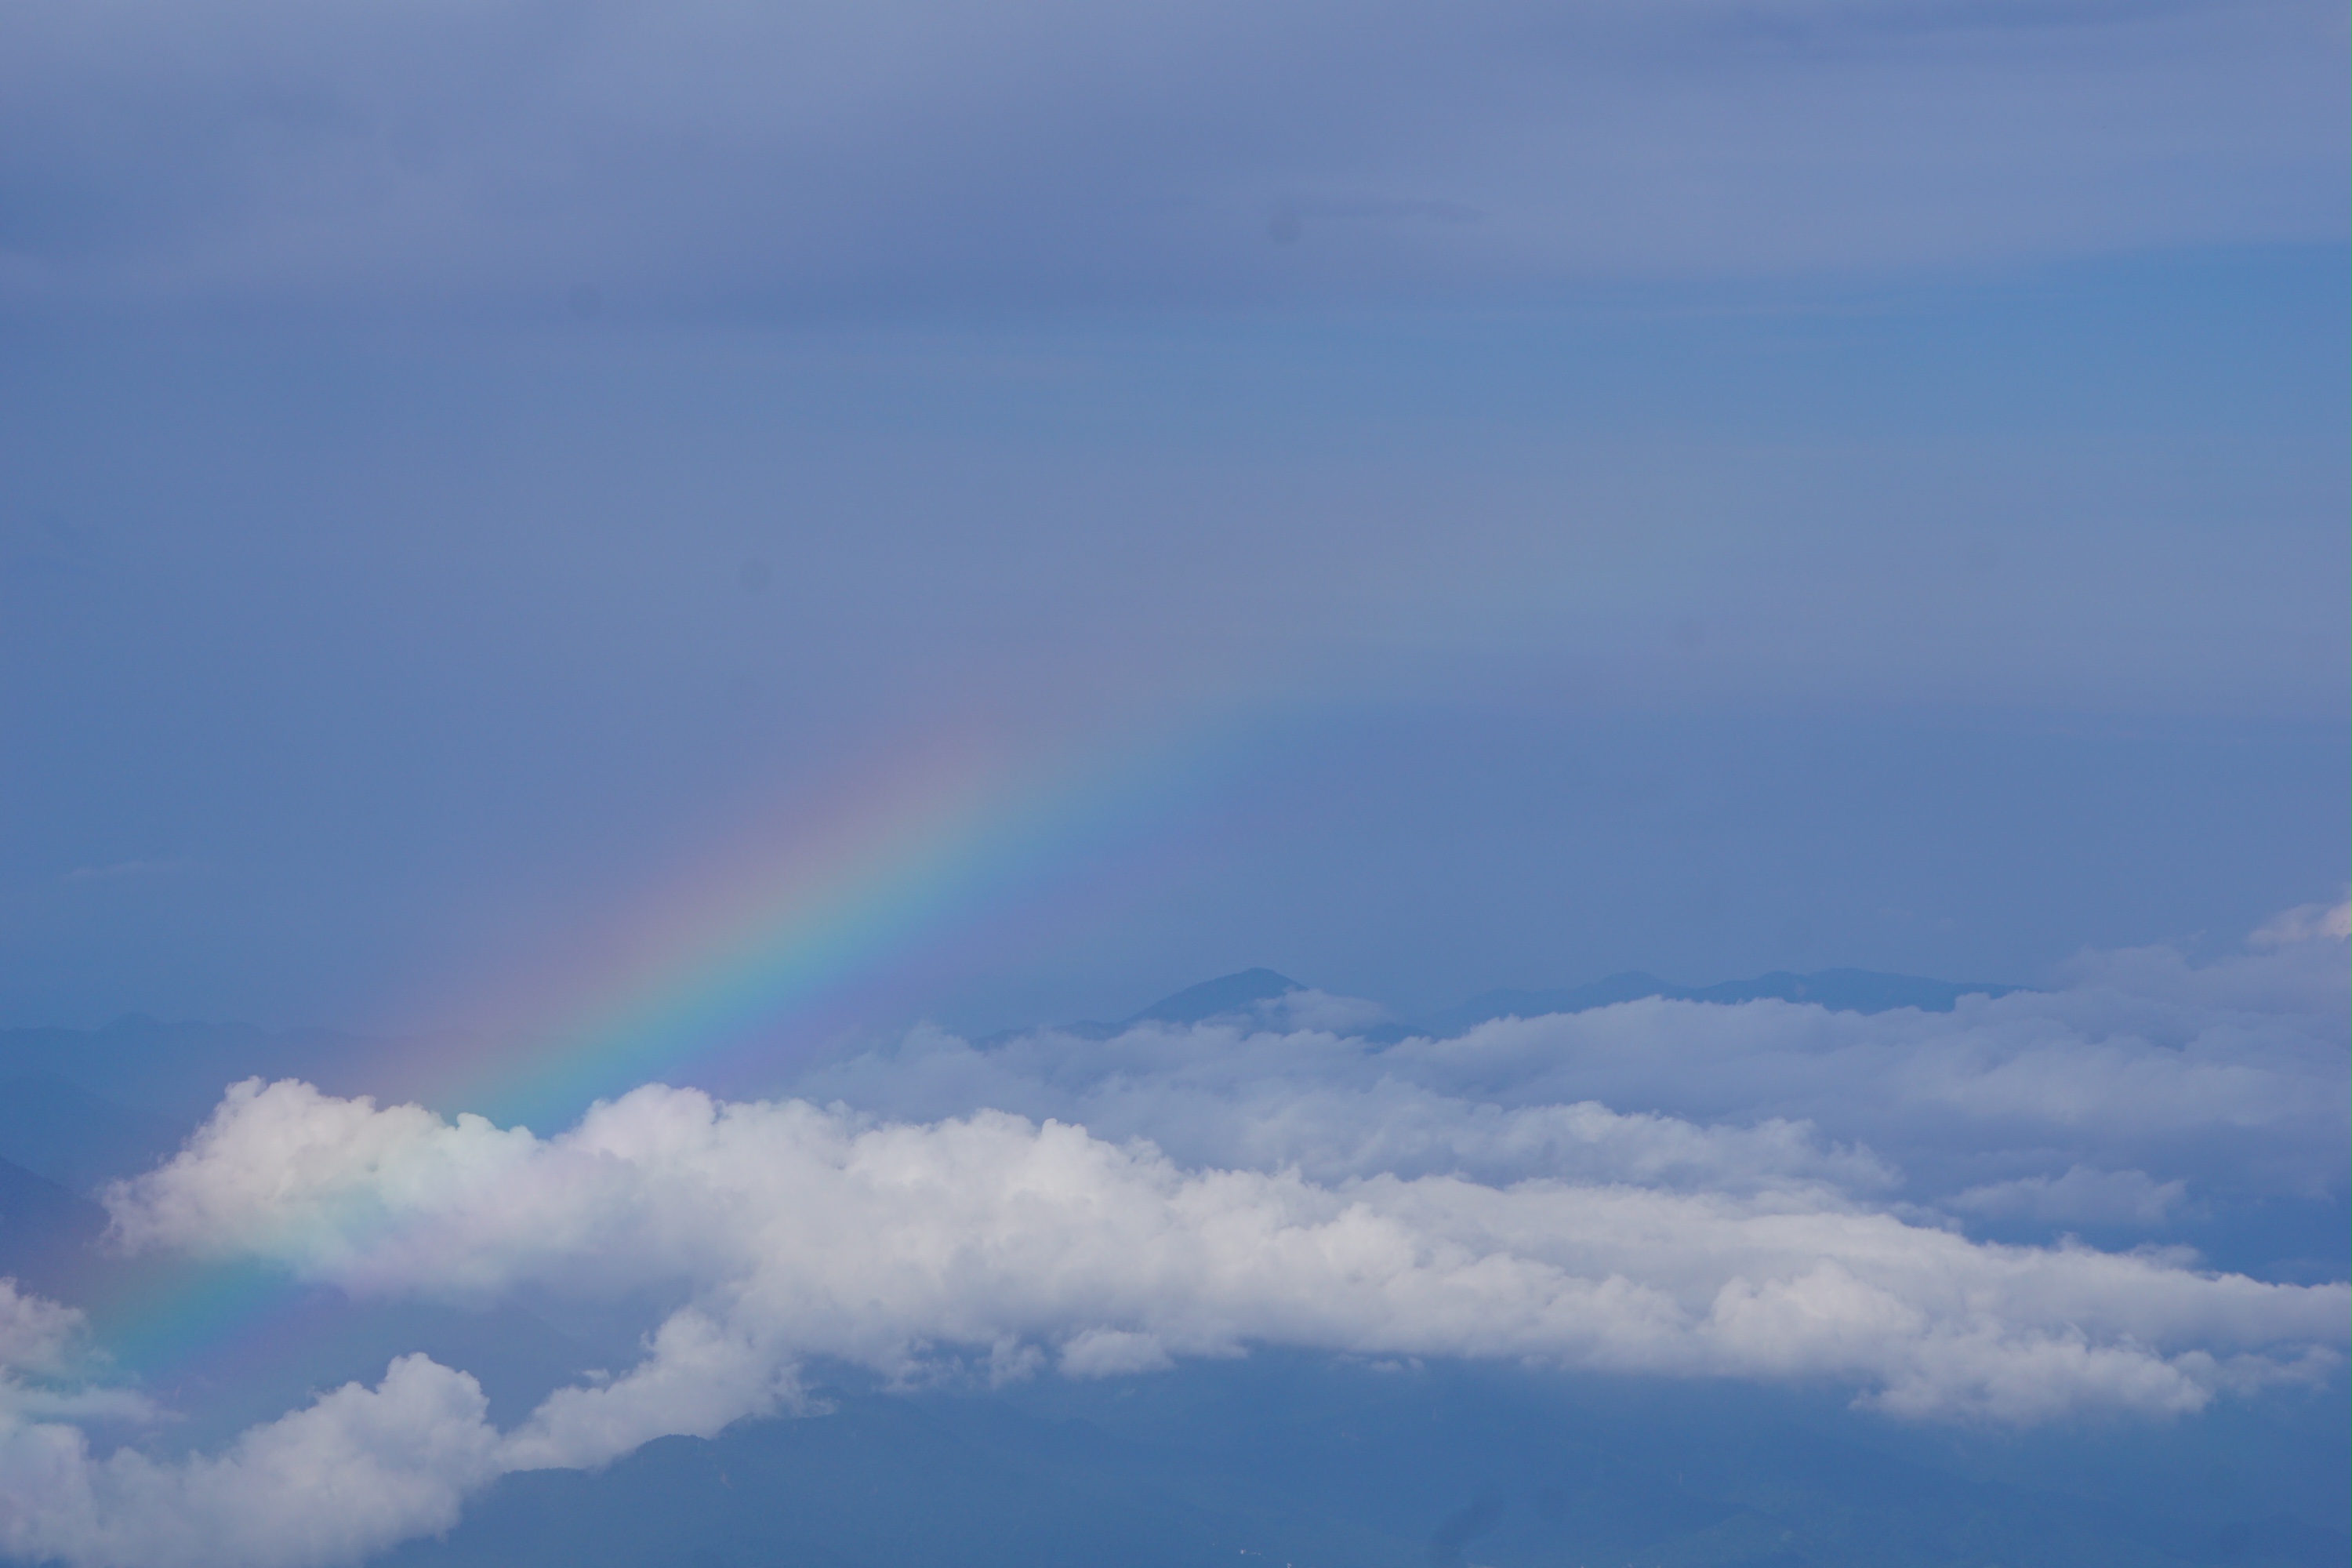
[0,0,2336,310]
[61,860,195,885]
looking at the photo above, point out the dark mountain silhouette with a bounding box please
[1425,967,2020,1034]
[0,1073,184,1192]
[1125,968,1301,1025]
[0,1016,490,1187]
[985,970,1306,1045]
[375,1353,2348,1568]
[984,965,2020,1047]
[0,1154,110,1301]
[0,1015,389,1129]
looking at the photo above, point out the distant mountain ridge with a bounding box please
[0,965,2024,1164]
[0,1072,185,1193]
[0,1014,387,1128]
[0,1154,108,1301]
[1127,968,1302,1024]
[993,965,2020,1047]
[1423,967,2021,1034]
[0,1015,420,1200]
[982,967,1309,1045]
[376,1352,2349,1568]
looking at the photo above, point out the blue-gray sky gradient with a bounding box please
[0,0,2343,1040]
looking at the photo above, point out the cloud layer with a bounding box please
[0,906,2341,1566]
[2,0,2341,308]
[797,913,2351,1216]
[102,1076,2343,1421]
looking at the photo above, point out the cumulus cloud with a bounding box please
[0,1280,85,1381]
[0,1353,498,1568]
[0,1282,147,1428]
[0,906,2339,1566]
[101,1080,2344,1429]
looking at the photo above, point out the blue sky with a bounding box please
[4,6,2344,1040]
[2,247,2343,1034]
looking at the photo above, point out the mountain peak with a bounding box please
[1125,969,1302,1026]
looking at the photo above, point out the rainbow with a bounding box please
[425,713,1247,1128]
[85,706,1262,1392]
[80,678,1338,1412]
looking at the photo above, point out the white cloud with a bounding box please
[495,1307,800,1472]
[797,906,2347,1214]
[99,1081,2343,1430]
[2249,897,2352,949]
[0,906,2336,1567]
[804,1025,1900,1195]
[0,1282,149,1428]
[1058,1327,1178,1377]
[0,1289,482,1568]
[0,1354,499,1568]
[1253,988,1396,1035]
[0,1279,86,1380]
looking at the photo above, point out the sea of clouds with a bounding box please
[0,904,2343,1567]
